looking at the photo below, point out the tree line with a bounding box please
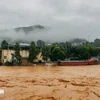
[42,43,100,62]
[0,40,100,66]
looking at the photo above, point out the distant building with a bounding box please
[1,43,43,65]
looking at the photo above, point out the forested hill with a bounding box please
[0,25,47,43]
[14,25,45,34]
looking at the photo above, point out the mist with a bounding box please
[0,23,99,43]
[0,0,100,43]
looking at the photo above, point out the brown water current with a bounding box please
[0,65,100,100]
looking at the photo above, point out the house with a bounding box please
[1,43,43,65]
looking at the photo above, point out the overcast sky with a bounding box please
[0,0,100,41]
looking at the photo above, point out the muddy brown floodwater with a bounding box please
[0,65,100,100]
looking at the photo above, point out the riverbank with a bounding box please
[0,65,100,100]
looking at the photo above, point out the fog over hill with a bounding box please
[0,24,85,43]
[0,23,99,44]
[0,25,48,43]
[0,0,100,43]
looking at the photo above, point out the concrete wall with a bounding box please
[1,50,43,63]
[1,50,29,63]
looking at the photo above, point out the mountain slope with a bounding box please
[15,25,45,33]
[0,25,47,43]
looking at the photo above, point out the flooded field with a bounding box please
[0,65,100,100]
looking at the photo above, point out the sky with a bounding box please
[0,0,100,42]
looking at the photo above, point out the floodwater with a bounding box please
[0,65,100,100]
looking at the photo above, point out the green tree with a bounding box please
[37,40,45,48]
[28,41,37,63]
[50,46,66,61]
[77,46,90,60]
[14,43,22,65]
[50,44,57,53]
[94,39,100,47]
[42,45,50,62]
[1,40,8,49]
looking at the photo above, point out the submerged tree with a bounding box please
[14,43,22,65]
[28,41,37,63]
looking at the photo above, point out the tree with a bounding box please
[50,44,57,53]
[88,45,100,57]
[94,38,100,47]
[28,41,37,63]
[42,45,50,62]
[14,43,22,65]
[76,46,90,60]
[1,40,8,49]
[37,40,45,48]
[50,46,66,61]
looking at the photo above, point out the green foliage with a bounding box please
[67,45,100,60]
[1,40,8,49]
[42,45,50,61]
[1,39,100,64]
[51,42,100,61]
[50,44,57,53]
[14,43,22,65]
[76,46,90,60]
[11,53,17,66]
[94,39,100,47]
[37,40,45,48]
[28,41,37,63]
[50,45,66,61]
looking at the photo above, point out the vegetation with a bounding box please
[94,39,100,47]
[0,38,100,66]
[37,40,45,48]
[49,44,66,61]
[1,40,8,49]
[42,45,50,62]
[48,43,100,61]
[5,61,13,66]
[28,41,37,63]
[50,46,66,61]
[14,43,22,65]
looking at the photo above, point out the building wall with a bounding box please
[1,50,29,63]
[1,50,14,63]
[20,50,29,58]
[1,50,43,63]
